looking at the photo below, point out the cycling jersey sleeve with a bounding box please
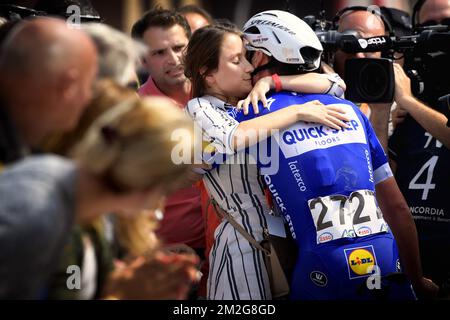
[323,73,345,98]
[186,97,239,158]
[361,110,393,184]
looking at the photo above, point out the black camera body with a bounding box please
[344,58,395,103]
[0,2,101,23]
[0,4,46,21]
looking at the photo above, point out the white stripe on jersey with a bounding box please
[374,162,393,185]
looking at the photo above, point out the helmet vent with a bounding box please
[272,31,281,44]
[300,46,321,63]
[262,12,278,18]
[244,26,260,34]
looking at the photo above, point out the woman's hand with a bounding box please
[296,100,350,130]
[237,76,273,115]
[321,62,347,95]
[236,71,348,116]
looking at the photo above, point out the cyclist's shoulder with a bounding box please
[269,91,356,107]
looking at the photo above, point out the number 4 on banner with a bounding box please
[409,156,438,200]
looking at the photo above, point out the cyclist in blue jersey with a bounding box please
[238,10,438,300]
[184,23,350,300]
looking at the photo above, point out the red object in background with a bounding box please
[196,180,221,297]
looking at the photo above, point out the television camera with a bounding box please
[304,9,450,104]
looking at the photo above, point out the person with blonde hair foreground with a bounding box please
[76,95,194,195]
[42,80,193,299]
[75,94,200,300]
[0,94,200,299]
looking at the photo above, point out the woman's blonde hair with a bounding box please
[45,80,195,258]
[76,94,195,257]
[75,95,195,194]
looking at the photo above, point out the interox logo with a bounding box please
[276,104,366,159]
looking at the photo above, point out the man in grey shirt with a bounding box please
[0,156,77,298]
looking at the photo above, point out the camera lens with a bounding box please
[344,58,394,103]
[359,61,388,100]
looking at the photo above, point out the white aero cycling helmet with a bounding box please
[243,10,323,71]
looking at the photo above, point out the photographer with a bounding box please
[388,0,450,296]
[332,8,393,152]
[390,0,450,149]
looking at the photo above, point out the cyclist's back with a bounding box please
[237,91,415,300]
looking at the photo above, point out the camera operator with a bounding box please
[388,0,450,296]
[332,8,394,152]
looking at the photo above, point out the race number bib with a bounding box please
[308,190,388,244]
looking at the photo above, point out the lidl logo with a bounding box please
[344,246,377,279]
[349,250,374,275]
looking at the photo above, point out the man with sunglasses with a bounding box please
[332,8,394,153]
[388,0,450,297]
[418,0,450,26]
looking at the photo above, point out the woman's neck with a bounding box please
[206,91,239,106]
